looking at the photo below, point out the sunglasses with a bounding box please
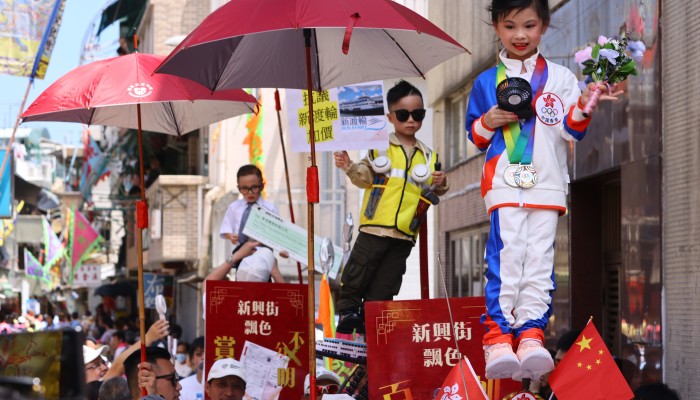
[392,108,426,122]
[155,372,180,386]
[315,384,340,395]
[85,358,107,371]
[238,184,263,194]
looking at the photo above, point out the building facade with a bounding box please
[427,0,698,395]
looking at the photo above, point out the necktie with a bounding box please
[238,203,254,244]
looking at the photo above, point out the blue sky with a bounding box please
[0,0,118,144]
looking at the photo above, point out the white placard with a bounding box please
[240,341,289,400]
[287,81,389,152]
[242,206,343,280]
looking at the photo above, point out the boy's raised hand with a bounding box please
[334,151,351,171]
[484,105,519,129]
[431,170,446,188]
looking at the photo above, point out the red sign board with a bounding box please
[205,281,309,400]
[365,297,520,400]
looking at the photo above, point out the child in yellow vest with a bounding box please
[334,80,449,334]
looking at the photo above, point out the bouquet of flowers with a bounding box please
[574,32,646,116]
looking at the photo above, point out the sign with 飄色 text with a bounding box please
[205,280,309,400]
[287,81,388,152]
[365,297,520,400]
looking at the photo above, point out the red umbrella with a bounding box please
[21,52,256,394]
[155,1,468,395]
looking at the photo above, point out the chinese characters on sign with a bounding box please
[365,297,520,400]
[72,264,102,287]
[287,81,388,152]
[206,281,309,400]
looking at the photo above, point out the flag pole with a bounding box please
[436,252,470,400]
[0,79,33,191]
[273,88,303,284]
[2,0,64,191]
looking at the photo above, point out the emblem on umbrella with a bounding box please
[127,83,154,98]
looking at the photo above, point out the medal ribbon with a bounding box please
[496,54,548,164]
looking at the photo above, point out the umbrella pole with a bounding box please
[274,89,303,284]
[136,103,148,397]
[304,28,318,400]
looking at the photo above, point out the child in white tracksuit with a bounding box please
[466,0,620,381]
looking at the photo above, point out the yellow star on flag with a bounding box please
[596,359,601,365]
[577,362,582,368]
[598,349,604,355]
[586,364,592,370]
[576,335,592,352]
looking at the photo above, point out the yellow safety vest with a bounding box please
[360,144,435,239]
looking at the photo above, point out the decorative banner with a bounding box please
[42,217,64,269]
[80,132,109,201]
[0,330,63,398]
[205,280,309,400]
[67,209,103,283]
[143,273,174,309]
[287,81,388,152]
[365,297,520,400]
[24,248,51,285]
[242,206,343,279]
[71,264,101,288]
[0,149,12,219]
[0,200,23,246]
[0,0,66,79]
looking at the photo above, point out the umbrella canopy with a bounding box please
[155,0,468,91]
[21,52,257,134]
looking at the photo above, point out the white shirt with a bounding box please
[179,374,204,400]
[219,198,279,239]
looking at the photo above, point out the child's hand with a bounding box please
[579,82,624,108]
[334,151,352,171]
[431,170,446,188]
[279,250,289,259]
[483,105,519,129]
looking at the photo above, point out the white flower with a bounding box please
[598,49,620,65]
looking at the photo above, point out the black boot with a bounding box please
[337,309,363,334]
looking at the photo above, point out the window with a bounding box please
[445,88,480,168]
[448,226,489,297]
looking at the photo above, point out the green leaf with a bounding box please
[582,60,596,67]
[591,44,600,60]
[583,66,596,75]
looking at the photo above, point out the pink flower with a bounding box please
[575,46,594,67]
[598,36,609,46]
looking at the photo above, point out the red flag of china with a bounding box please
[549,321,634,400]
[434,358,489,400]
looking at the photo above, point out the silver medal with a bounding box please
[514,165,538,189]
[503,164,519,188]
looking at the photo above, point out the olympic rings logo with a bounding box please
[540,107,558,116]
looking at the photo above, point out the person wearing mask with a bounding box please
[178,336,204,399]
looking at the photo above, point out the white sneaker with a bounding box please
[484,343,520,380]
[513,339,554,381]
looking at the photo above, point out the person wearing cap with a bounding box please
[84,345,110,383]
[303,367,341,399]
[205,358,249,400]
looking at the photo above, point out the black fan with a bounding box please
[497,77,534,120]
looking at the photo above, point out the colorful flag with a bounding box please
[316,273,336,339]
[79,131,109,201]
[0,200,24,246]
[243,92,264,167]
[24,248,51,285]
[549,320,634,400]
[434,358,489,400]
[42,217,64,269]
[0,0,66,79]
[67,209,103,282]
